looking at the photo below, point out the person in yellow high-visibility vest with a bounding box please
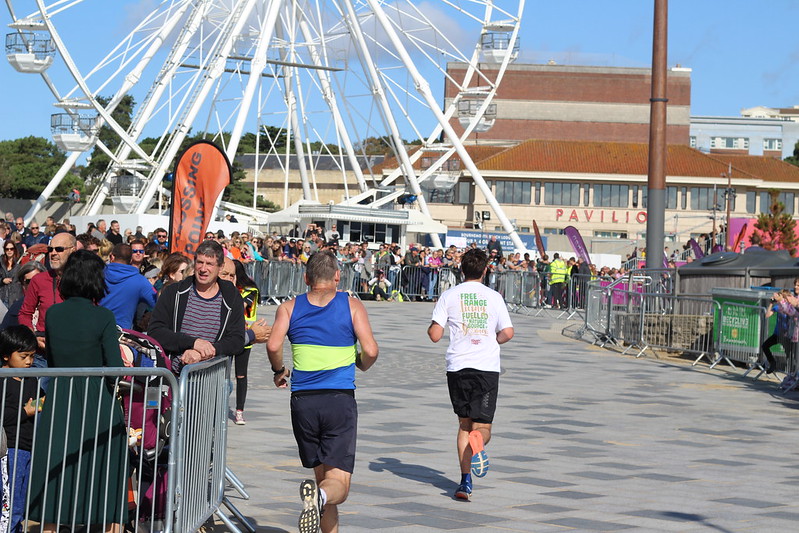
[549,253,568,309]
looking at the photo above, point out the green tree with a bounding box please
[81,94,136,181]
[749,188,799,255]
[0,136,72,199]
[785,140,799,167]
[220,161,278,211]
[237,127,291,153]
[356,136,393,155]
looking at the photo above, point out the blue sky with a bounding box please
[1,0,797,143]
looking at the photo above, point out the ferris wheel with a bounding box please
[5,0,525,249]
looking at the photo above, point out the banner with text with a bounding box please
[439,230,542,252]
[169,140,232,256]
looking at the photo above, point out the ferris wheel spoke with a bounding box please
[9,0,523,242]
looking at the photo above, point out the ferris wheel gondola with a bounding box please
[5,0,526,250]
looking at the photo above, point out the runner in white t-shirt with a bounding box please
[428,248,514,501]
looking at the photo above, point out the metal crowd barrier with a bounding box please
[638,292,718,362]
[564,274,594,319]
[576,284,719,363]
[173,357,249,533]
[627,268,677,294]
[606,288,647,354]
[255,261,305,303]
[582,282,612,346]
[436,267,462,298]
[495,270,540,314]
[0,358,248,533]
[338,263,362,294]
[400,265,430,301]
[0,367,178,533]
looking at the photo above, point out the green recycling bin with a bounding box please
[712,287,780,364]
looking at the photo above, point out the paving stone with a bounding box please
[218,305,799,532]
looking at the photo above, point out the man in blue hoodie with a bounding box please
[100,243,158,329]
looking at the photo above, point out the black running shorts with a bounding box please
[290,391,357,473]
[446,368,499,424]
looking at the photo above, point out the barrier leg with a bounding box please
[214,505,245,533]
[226,467,250,499]
[218,496,257,533]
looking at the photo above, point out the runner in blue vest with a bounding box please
[267,250,379,533]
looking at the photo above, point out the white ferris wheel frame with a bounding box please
[6,0,526,250]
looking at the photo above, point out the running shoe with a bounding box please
[454,483,472,501]
[234,410,246,425]
[468,430,489,478]
[298,479,323,533]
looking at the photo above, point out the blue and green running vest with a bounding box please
[288,292,357,392]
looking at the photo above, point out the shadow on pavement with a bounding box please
[658,511,736,533]
[368,456,457,495]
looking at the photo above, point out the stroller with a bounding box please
[117,328,173,531]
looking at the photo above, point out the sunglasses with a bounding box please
[48,245,73,253]
[4,246,15,251]
[132,249,145,254]
[30,226,39,230]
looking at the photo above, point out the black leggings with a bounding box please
[234,348,250,411]
[762,333,794,370]
[372,286,389,300]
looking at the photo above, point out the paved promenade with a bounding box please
[221,302,799,532]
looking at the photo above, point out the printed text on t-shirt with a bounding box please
[460,293,488,335]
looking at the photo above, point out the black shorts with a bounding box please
[290,391,357,473]
[447,369,499,424]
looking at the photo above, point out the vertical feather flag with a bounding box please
[563,226,591,265]
[169,140,232,256]
[688,238,704,260]
[532,220,546,256]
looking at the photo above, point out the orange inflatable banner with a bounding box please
[169,140,231,256]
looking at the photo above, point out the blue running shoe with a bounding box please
[469,430,489,477]
[454,483,472,501]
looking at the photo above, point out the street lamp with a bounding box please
[722,170,735,251]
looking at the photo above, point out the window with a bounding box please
[349,222,362,242]
[495,180,531,204]
[746,191,756,213]
[711,137,749,150]
[519,226,530,233]
[761,191,795,215]
[543,228,564,235]
[667,186,678,209]
[455,180,472,205]
[594,231,628,238]
[544,182,580,206]
[632,186,639,208]
[691,187,718,210]
[421,157,432,169]
[724,189,736,212]
[642,186,648,208]
[583,183,590,206]
[535,182,541,205]
[681,187,687,209]
[593,184,629,207]
[443,159,460,171]
[689,136,697,148]
[764,138,783,151]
